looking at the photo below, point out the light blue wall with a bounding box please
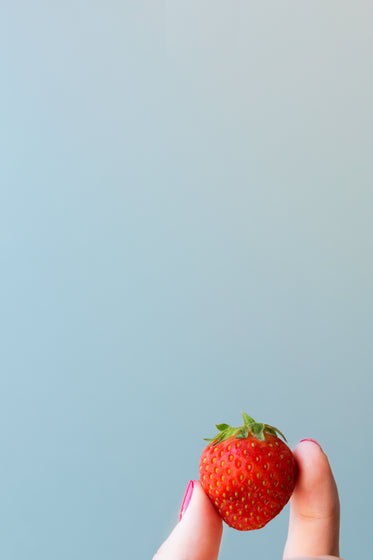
[1,2,371,559]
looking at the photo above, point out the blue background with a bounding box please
[1,2,372,559]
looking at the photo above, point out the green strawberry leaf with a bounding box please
[241,412,255,426]
[203,413,288,445]
[263,426,277,437]
[250,422,266,440]
[216,423,230,431]
[264,424,287,442]
[236,425,249,439]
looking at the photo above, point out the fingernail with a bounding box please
[300,438,323,450]
[179,480,195,521]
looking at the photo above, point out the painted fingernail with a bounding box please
[300,438,323,450]
[179,480,195,521]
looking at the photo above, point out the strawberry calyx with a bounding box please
[204,412,287,446]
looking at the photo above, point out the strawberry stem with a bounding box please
[204,412,288,445]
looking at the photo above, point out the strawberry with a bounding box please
[199,412,297,531]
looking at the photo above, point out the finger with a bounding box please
[283,440,341,560]
[153,480,223,560]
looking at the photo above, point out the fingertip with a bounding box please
[179,480,197,521]
[181,480,223,534]
[284,439,340,559]
[298,438,323,451]
[154,480,223,560]
[293,439,327,478]
[292,438,339,514]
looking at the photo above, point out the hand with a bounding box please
[153,439,343,560]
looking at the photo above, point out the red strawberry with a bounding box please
[199,412,297,531]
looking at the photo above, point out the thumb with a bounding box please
[153,480,223,560]
[283,440,342,560]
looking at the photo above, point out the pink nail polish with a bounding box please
[179,480,195,521]
[300,438,322,450]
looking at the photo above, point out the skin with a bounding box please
[153,440,343,560]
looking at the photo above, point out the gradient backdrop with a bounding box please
[1,2,372,559]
